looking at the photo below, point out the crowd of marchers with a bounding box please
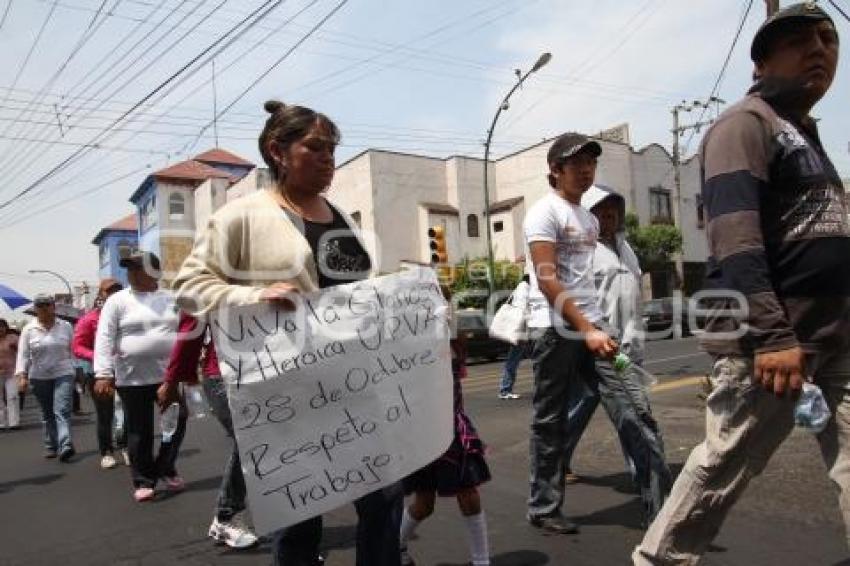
[1,4,847,565]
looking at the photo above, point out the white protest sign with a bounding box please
[210,268,454,535]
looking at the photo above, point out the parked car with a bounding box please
[641,297,707,338]
[454,309,510,361]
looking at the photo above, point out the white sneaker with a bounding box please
[498,392,520,400]
[100,454,117,469]
[208,517,259,549]
[121,449,130,466]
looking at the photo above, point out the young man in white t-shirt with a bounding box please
[524,133,669,533]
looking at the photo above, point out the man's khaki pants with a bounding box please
[633,352,850,565]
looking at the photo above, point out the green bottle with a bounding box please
[612,352,658,387]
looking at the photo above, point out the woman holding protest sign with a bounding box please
[172,100,402,566]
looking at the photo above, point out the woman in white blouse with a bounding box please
[16,293,76,461]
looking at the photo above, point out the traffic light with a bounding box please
[428,225,448,264]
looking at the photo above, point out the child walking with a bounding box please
[399,290,491,566]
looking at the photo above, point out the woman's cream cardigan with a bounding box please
[172,189,367,316]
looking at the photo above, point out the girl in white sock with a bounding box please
[399,297,491,566]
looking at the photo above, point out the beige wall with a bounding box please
[369,152,448,272]
[327,153,378,270]
[327,130,711,275]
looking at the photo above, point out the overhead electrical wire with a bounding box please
[0,0,116,143]
[680,0,754,156]
[0,0,240,203]
[827,0,850,23]
[0,0,60,110]
[0,0,12,31]
[184,0,351,153]
[0,0,284,212]
[0,0,173,183]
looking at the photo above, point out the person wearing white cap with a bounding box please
[93,251,185,502]
[15,293,76,460]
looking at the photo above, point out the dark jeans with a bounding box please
[528,326,671,521]
[117,384,187,488]
[500,341,531,394]
[88,373,126,455]
[202,377,247,522]
[272,485,404,566]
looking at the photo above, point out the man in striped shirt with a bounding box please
[635,4,847,564]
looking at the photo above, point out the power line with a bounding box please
[0,0,59,110]
[0,0,173,184]
[0,164,155,232]
[498,0,665,136]
[0,0,12,31]
[0,0,283,212]
[1,1,302,215]
[188,0,350,151]
[680,0,754,155]
[828,0,850,22]
[0,0,115,142]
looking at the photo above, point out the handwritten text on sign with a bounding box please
[211,269,453,534]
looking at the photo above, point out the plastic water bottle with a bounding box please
[160,403,181,442]
[113,392,125,436]
[794,382,831,434]
[184,384,208,418]
[613,352,658,387]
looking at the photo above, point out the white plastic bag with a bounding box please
[489,281,529,345]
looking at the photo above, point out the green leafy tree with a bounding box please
[624,212,683,270]
[448,257,523,308]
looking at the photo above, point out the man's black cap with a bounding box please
[547,133,602,166]
[751,2,836,63]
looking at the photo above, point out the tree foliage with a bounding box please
[624,212,683,270]
[448,257,523,308]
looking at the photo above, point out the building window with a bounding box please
[467,214,479,238]
[493,221,504,233]
[117,239,137,260]
[168,193,185,220]
[140,194,157,232]
[696,194,705,229]
[351,211,362,228]
[649,186,672,224]
[99,244,108,267]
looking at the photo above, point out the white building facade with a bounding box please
[327,125,707,296]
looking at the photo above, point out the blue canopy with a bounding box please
[0,283,31,310]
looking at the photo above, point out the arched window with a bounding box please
[467,214,479,238]
[169,192,185,220]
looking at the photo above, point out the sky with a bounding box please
[1,0,849,314]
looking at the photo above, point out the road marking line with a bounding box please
[651,375,705,392]
[461,374,706,395]
[644,352,709,365]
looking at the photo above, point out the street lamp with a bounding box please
[28,269,73,301]
[482,52,552,294]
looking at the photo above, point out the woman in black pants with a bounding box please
[73,279,127,468]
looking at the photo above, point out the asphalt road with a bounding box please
[1,337,848,565]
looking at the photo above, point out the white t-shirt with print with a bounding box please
[524,191,604,328]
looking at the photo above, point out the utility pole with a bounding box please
[765,0,780,18]
[670,97,725,293]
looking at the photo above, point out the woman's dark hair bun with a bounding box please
[264,100,286,114]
